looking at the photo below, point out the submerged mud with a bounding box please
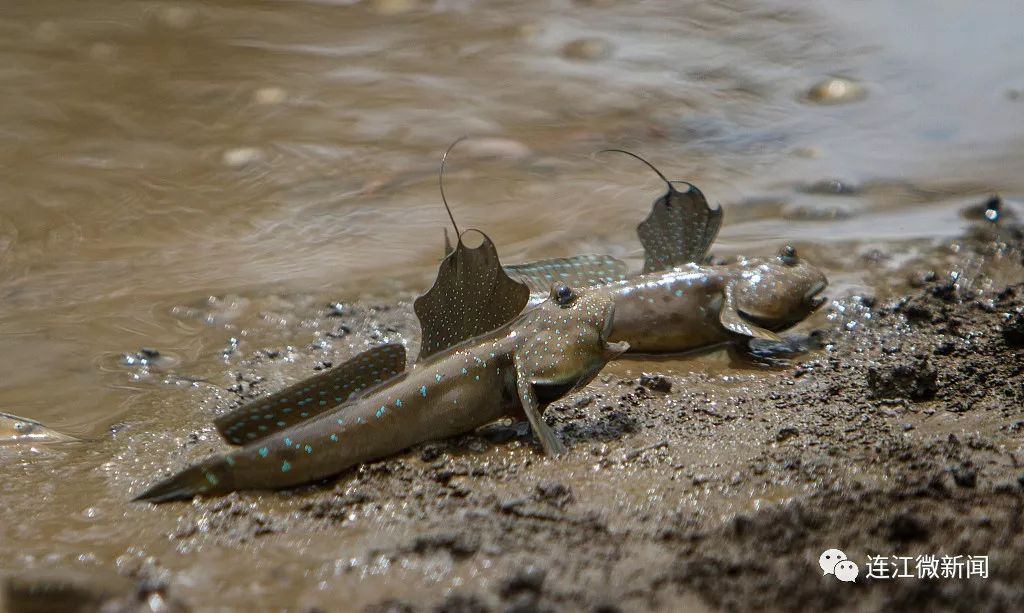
[7,209,1022,612]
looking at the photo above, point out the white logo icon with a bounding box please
[820,549,859,583]
[835,560,859,582]
[819,548,847,575]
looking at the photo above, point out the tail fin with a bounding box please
[133,457,231,504]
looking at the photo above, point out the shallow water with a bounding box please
[1,0,1023,607]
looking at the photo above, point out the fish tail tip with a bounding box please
[133,463,223,504]
[132,481,198,504]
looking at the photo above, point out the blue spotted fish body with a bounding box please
[135,284,625,502]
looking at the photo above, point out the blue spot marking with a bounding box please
[474,375,480,381]
[330,434,339,442]
[336,418,344,425]
[420,385,427,397]
[258,447,269,458]
[395,398,403,407]
[249,415,259,421]
[284,437,292,446]
[376,406,386,418]
[263,414,273,420]
[674,289,684,297]
[282,408,292,414]
[281,461,291,473]
[259,425,267,432]
[225,456,236,466]
[435,373,443,382]
[461,368,468,375]
[335,396,343,402]
[205,472,219,485]
[277,421,286,427]
[304,445,313,454]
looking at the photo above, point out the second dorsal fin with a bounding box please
[414,230,530,361]
[601,149,722,273]
[215,343,406,445]
[505,254,629,293]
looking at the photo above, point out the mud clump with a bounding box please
[866,356,939,401]
[1001,309,1024,347]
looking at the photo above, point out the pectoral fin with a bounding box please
[514,355,566,457]
[720,283,782,341]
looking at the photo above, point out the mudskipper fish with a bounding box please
[136,223,626,502]
[0,412,76,444]
[501,150,828,353]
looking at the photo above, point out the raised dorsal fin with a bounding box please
[414,230,530,361]
[601,149,722,273]
[505,254,630,293]
[638,180,722,273]
[215,343,406,445]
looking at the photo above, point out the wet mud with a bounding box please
[7,209,1021,612]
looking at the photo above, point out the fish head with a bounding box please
[0,412,76,443]
[515,283,628,401]
[729,245,828,330]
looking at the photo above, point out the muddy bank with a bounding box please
[7,207,1020,612]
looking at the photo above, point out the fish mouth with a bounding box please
[599,303,629,355]
[805,280,828,310]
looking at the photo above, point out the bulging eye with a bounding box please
[551,283,576,306]
[779,245,799,266]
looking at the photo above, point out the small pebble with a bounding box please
[222,147,264,169]
[368,0,417,16]
[510,22,542,42]
[89,42,117,61]
[34,22,62,43]
[253,87,287,106]
[805,76,866,105]
[781,201,854,221]
[459,137,532,161]
[562,38,614,61]
[158,6,198,29]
